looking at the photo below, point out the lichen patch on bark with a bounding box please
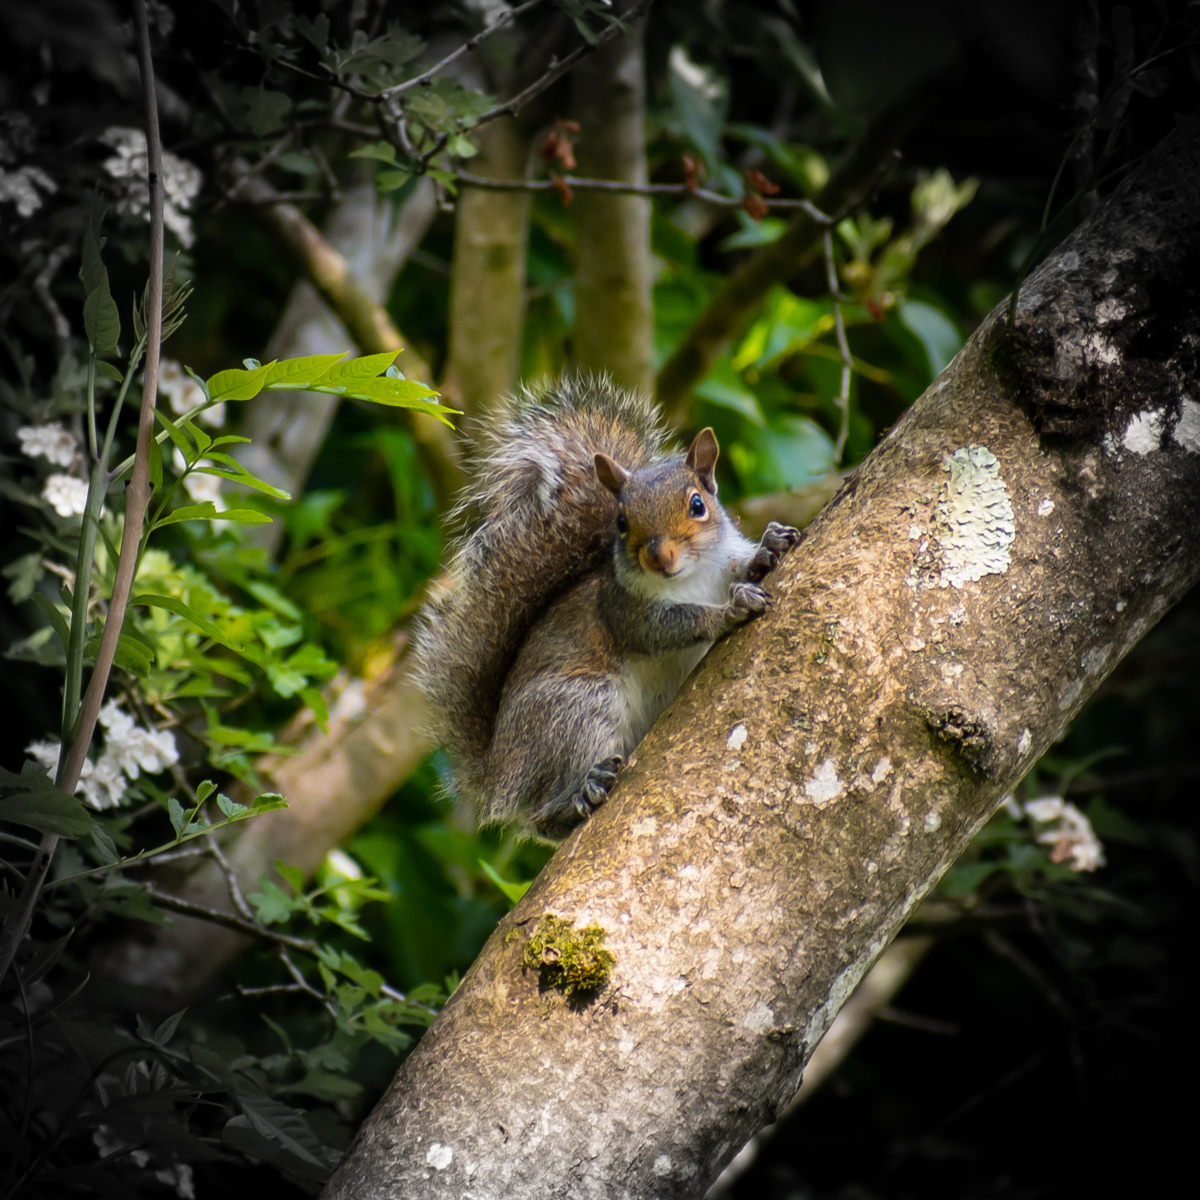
[908,444,1015,590]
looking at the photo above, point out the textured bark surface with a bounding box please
[569,22,654,393]
[323,126,1200,1200]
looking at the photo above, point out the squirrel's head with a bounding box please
[595,428,722,581]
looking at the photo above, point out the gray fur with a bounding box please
[414,374,799,839]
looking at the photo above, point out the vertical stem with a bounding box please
[0,0,166,987]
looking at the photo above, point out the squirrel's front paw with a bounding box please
[729,581,772,621]
[744,522,802,582]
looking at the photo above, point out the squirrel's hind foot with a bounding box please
[575,755,624,818]
[531,756,624,842]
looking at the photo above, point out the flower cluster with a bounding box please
[99,126,203,248]
[17,421,90,518]
[27,701,179,811]
[0,163,57,218]
[1022,795,1106,873]
[17,422,76,467]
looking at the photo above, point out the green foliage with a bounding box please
[1,195,453,1195]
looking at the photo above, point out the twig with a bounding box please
[454,170,829,215]
[470,0,651,128]
[278,946,338,1020]
[822,228,853,465]
[378,0,550,101]
[141,883,317,953]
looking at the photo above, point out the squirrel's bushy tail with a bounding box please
[414,374,672,813]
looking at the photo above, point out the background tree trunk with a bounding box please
[236,174,441,549]
[441,117,534,425]
[322,125,1200,1200]
[569,21,654,393]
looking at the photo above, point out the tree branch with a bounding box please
[322,122,1200,1200]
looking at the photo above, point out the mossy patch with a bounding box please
[518,914,616,997]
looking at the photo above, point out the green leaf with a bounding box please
[752,416,836,489]
[225,1095,334,1178]
[896,298,963,378]
[95,360,125,383]
[205,361,277,402]
[348,141,400,166]
[154,503,274,528]
[310,351,399,384]
[152,407,196,461]
[241,86,291,137]
[0,786,96,837]
[167,796,187,836]
[261,353,351,389]
[250,879,301,925]
[89,825,120,864]
[376,169,414,193]
[293,13,329,52]
[3,552,43,604]
[217,794,249,818]
[479,860,532,905]
[32,591,72,652]
[191,453,292,499]
[81,207,121,355]
[131,592,244,651]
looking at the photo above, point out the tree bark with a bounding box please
[569,21,654,393]
[322,125,1200,1199]
[441,116,534,427]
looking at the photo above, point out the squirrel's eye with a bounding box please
[616,512,629,535]
[688,492,706,518]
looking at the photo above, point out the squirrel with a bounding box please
[414,375,800,840]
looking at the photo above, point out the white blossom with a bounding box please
[42,473,89,517]
[26,740,61,777]
[0,164,57,217]
[25,705,180,812]
[99,700,179,779]
[77,754,128,810]
[1023,795,1106,873]
[99,127,203,248]
[18,422,77,467]
[160,359,223,427]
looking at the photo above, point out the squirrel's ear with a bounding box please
[687,428,720,495]
[595,452,630,496]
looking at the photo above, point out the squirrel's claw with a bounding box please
[744,521,801,582]
[573,755,625,818]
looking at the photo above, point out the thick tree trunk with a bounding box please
[323,126,1200,1199]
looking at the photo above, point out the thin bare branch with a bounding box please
[453,170,830,215]
[378,0,551,101]
[470,0,652,128]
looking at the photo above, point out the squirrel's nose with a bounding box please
[641,537,679,575]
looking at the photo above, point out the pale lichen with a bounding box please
[909,445,1015,590]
